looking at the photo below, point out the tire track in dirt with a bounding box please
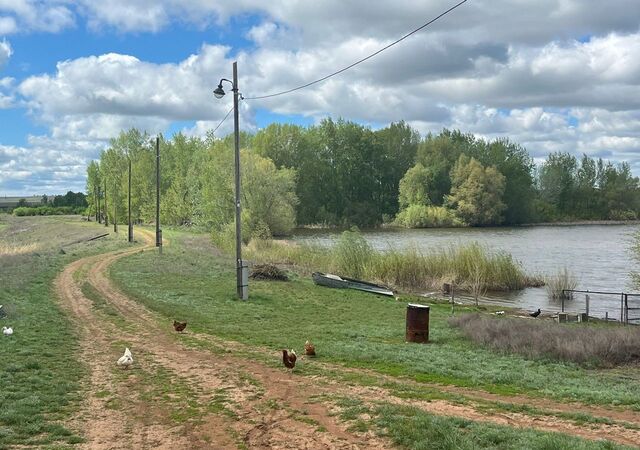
[88,231,392,449]
[55,251,198,449]
[57,230,390,450]
[189,330,640,430]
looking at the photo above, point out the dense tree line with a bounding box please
[50,191,88,208]
[87,122,640,236]
[12,191,87,216]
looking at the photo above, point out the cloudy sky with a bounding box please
[1,0,639,195]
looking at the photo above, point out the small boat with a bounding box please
[312,272,394,297]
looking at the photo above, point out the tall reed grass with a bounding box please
[244,229,541,292]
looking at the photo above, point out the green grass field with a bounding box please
[110,229,640,408]
[0,215,129,447]
[2,217,638,449]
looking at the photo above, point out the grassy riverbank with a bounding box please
[110,228,640,408]
[245,229,542,292]
[0,215,128,447]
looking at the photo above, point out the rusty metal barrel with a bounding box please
[406,303,430,343]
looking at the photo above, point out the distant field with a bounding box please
[0,196,43,209]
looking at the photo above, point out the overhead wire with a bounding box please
[211,104,235,136]
[243,0,469,101]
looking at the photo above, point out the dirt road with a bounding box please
[54,230,640,449]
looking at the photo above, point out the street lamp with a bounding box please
[214,61,248,300]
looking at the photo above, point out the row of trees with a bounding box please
[86,129,298,241]
[394,130,640,226]
[87,122,640,237]
[14,192,87,209]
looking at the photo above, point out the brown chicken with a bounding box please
[304,340,316,356]
[282,349,297,369]
[173,320,187,332]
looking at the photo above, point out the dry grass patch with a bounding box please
[449,313,640,367]
[0,241,39,256]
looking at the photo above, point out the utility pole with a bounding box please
[113,181,118,233]
[232,62,246,300]
[96,185,101,223]
[104,180,109,227]
[128,158,133,243]
[213,62,247,300]
[156,137,162,254]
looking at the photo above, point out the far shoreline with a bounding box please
[516,219,640,227]
[294,219,640,233]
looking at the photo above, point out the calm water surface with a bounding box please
[290,224,640,319]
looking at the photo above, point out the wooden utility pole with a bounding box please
[128,159,133,243]
[104,180,109,227]
[96,185,101,223]
[113,181,118,233]
[156,137,162,253]
[232,62,246,300]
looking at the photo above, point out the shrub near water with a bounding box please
[546,267,578,299]
[450,313,640,367]
[394,204,463,228]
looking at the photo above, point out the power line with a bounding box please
[211,105,235,136]
[243,0,469,101]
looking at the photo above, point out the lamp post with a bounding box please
[214,61,247,300]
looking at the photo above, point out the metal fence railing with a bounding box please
[563,289,640,325]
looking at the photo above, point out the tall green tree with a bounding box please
[86,161,101,220]
[468,138,535,224]
[398,163,434,208]
[161,133,204,225]
[374,121,420,218]
[415,130,474,205]
[197,140,298,240]
[574,154,598,218]
[538,152,578,217]
[598,161,640,219]
[446,155,506,226]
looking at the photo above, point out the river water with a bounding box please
[289,224,640,320]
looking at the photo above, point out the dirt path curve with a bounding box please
[56,230,390,450]
[56,230,640,449]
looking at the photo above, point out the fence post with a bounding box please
[620,293,624,324]
[585,294,589,318]
[624,294,628,325]
[450,285,455,316]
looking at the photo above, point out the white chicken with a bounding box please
[2,326,13,336]
[116,347,133,369]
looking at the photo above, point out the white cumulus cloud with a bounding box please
[3,0,640,193]
[0,38,11,69]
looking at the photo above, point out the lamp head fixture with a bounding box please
[213,83,225,99]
